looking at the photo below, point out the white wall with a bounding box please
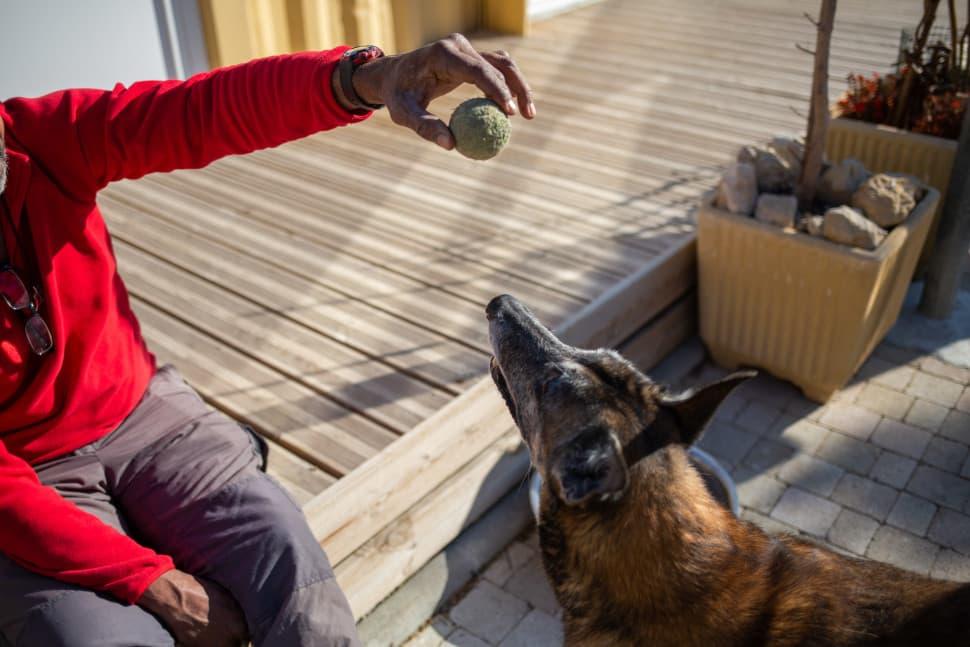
[528,0,603,21]
[0,0,205,101]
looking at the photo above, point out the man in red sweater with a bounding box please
[0,36,533,646]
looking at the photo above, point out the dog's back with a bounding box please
[538,448,970,647]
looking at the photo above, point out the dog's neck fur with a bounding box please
[539,445,740,642]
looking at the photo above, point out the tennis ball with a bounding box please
[448,98,511,160]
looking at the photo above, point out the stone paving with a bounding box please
[403,340,970,646]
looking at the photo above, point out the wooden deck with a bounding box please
[100,0,920,617]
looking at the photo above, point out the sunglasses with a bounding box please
[0,265,53,356]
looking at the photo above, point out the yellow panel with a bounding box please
[347,0,397,51]
[482,0,528,35]
[390,0,480,52]
[287,0,346,50]
[198,0,253,67]
[200,0,495,65]
[249,0,293,55]
[199,0,293,67]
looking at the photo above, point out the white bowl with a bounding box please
[528,446,740,521]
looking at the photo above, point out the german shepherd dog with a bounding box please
[486,294,970,646]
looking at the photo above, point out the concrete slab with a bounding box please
[888,283,970,370]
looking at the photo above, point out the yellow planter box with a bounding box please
[697,188,940,403]
[826,117,956,272]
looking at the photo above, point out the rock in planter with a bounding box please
[818,158,869,206]
[803,215,825,237]
[737,145,759,165]
[823,205,887,250]
[738,141,800,194]
[715,162,757,215]
[755,193,798,228]
[769,137,804,179]
[850,174,922,228]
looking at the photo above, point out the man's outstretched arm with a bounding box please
[2,36,532,201]
[3,47,364,199]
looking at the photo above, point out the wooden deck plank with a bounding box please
[545,7,906,66]
[115,242,452,431]
[262,438,337,506]
[102,184,494,351]
[288,131,700,255]
[197,156,628,302]
[332,119,716,248]
[586,2,919,50]
[133,299,398,477]
[618,291,698,373]
[335,433,528,619]
[115,173,585,328]
[327,126,711,260]
[278,134,682,250]
[324,122,705,250]
[337,111,728,203]
[451,9,907,156]
[100,194,487,389]
[536,8,905,85]
[229,144,653,281]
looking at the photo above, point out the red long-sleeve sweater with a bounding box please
[0,48,369,604]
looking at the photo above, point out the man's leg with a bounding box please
[100,365,360,646]
[0,452,173,647]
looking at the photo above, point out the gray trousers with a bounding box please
[0,365,360,647]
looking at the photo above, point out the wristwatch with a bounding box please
[338,45,385,114]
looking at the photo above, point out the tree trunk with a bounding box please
[919,103,970,318]
[797,0,837,211]
[892,0,941,128]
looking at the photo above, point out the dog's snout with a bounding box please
[486,294,516,321]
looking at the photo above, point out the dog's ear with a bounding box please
[550,427,629,506]
[659,371,756,445]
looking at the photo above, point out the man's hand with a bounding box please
[350,34,535,149]
[139,569,248,647]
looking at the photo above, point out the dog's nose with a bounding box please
[486,294,516,320]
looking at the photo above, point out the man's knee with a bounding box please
[260,576,360,646]
[15,590,173,647]
[207,475,359,644]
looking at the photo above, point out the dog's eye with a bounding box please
[536,377,556,397]
[536,374,566,398]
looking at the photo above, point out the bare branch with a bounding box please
[803,11,820,26]
[789,105,808,119]
[797,0,837,210]
[795,43,816,55]
[948,0,958,78]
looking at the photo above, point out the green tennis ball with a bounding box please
[449,98,511,160]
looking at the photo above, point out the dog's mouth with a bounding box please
[489,356,519,426]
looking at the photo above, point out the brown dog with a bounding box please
[486,294,970,646]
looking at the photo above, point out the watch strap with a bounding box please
[339,45,385,114]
